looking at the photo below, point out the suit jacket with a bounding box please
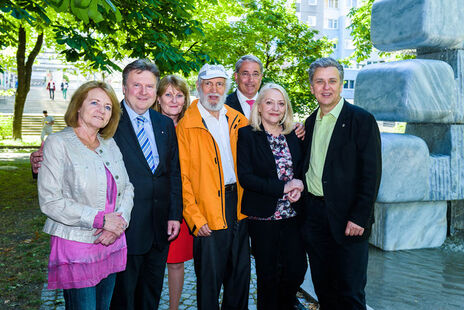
[113,102,182,255]
[237,125,303,218]
[225,91,244,115]
[302,99,381,244]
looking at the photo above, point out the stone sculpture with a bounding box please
[354,0,464,251]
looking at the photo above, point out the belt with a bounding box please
[225,183,237,192]
[308,192,324,201]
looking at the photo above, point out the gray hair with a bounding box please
[234,55,263,74]
[122,59,160,87]
[308,57,344,85]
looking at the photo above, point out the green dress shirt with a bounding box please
[305,98,344,196]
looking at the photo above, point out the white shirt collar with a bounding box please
[236,89,258,104]
[197,100,228,120]
[123,100,151,122]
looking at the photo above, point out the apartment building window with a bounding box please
[325,0,339,8]
[326,18,338,29]
[307,16,317,27]
[343,80,355,89]
[308,0,317,5]
[346,0,356,7]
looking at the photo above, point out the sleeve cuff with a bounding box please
[93,211,105,228]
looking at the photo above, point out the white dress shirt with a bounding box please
[198,102,237,185]
[123,100,160,169]
[236,89,258,120]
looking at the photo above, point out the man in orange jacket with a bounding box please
[177,64,250,310]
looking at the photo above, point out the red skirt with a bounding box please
[167,220,193,263]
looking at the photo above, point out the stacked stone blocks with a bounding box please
[354,0,464,250]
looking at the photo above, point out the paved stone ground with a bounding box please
[39,257,315,309]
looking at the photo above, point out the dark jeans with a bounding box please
[63,273,116,310]
[49,89,55,99]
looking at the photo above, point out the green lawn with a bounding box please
[0,159,49,309]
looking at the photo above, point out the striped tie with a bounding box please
[136,116,156,174]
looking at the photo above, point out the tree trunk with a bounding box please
[12,26,43,140]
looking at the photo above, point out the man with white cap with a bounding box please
[176,64,250,310]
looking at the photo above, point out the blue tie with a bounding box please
[136,116,156,174]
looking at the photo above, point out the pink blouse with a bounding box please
[47,167,127,290]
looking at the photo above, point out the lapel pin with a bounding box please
[342,123,346,127]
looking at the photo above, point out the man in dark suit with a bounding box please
[110,59,182,310]
[301,57,381,310]
[225,55,263,119]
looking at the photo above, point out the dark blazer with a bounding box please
[302,100,381,243]
[113,103,182,255]
[225,91,244,115]
[237,125,303,218]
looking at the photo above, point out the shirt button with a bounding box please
[99,150,103,153]
[106,162,110,166]
[118,192,121,197]
[115,175,119,179]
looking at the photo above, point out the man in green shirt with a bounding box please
[301,57,382,310]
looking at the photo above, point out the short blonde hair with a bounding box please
[64,81,121,139]
[153,75,190,121]
[249,83,294,135]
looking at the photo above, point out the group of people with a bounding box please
[31,55,382,310]
[46,79,68,100]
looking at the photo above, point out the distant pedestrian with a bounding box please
[47,79,56,100]
[61,81,69,99]
[41,110,54,142]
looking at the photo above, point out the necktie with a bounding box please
[136,116,156,173]
[246,99,255,109]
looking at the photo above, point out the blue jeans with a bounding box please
[63,273,116,310]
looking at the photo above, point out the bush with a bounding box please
[0,115,13,139]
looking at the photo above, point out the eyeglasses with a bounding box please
[239,72,261,79]
[203,81,225,88]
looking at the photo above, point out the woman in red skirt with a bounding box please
[154,75,194,309]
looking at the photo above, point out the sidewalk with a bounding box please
[40,258,316,309]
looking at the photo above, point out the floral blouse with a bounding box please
[251,131,297,221]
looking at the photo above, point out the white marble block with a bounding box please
[371,0,464,51]
[377,133,430,203]
[417,49,464,124]
[354,59,458,123]
[406,124,464,200]
[370,201,447,251]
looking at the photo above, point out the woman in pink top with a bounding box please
[38,81,134,310]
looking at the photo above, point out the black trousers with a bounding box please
[110,244,168,310]
[193,189,251,310]
[249,216,307,310]
[301,196,369,310]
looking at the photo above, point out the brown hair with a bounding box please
[153,75,190,121]
[64,81,121,139]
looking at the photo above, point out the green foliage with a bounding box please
[196,0,333,114]
[347,0,415,62]
[0,115,13,139]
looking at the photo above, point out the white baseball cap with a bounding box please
[198,64,228,80]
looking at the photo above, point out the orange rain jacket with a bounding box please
[176,100,248,236]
